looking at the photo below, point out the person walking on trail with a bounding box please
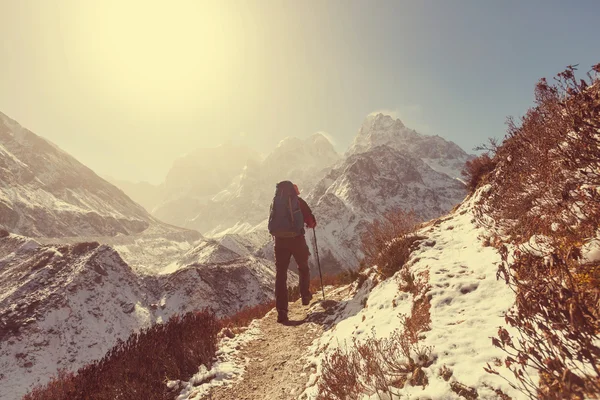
[268,181,317,324]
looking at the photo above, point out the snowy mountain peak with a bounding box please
[349,112,473,179]
[276,136,304,149]
[352,113,419,156]
[360,113,405,135]
[308,132,334,147]
[275,133,336,155]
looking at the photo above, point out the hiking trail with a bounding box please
[203,287,348,400]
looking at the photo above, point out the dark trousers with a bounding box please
[274,235,311,315]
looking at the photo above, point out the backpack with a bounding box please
[268,181,305,237]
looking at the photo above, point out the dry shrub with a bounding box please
[288,270,360,302]
[316,329,434,400]
[317,270,432,399]
[450,381,478,399]
[439,365,453,381]
[24,310,220,400]
[360,209,424,278]
[398,268,416,294]
[479,63,600,398]
[315,269,360,289]
[220,300,276,329]
[462,153,496,192]
[401,272,432,344]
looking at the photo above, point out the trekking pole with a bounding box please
[312,228,325,300]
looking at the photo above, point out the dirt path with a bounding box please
[204,288,346,400]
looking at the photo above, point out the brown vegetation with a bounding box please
[476,63,600,398]
[316,269,432,399]
[360,209,424,278]
[462,153,497,193]
[288,269,359,303]
[23,310,220,400]
[220,300,276,330]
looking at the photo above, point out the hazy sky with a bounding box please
[1,1,599,184]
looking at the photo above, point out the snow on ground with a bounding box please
[302,195,524,399]
[582,236,600,263]
[172,319,264,399]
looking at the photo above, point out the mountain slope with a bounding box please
[349,113,474,179]
[152,143,261,227]
[306,144,467,270]
[103,177,165,214]
[301,192,520,399]
[0,112,157,237]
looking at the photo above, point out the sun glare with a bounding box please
[59,1,243,113]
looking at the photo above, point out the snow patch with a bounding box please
[173,320,263,399]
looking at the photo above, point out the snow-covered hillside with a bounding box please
[0,231,276,400]
[0,112,162,238]
[301,190,522,399]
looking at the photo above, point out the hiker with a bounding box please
[268,181,317,323]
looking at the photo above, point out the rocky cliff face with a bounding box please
[305,144,467,271]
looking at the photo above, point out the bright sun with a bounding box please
[59,1,243,113]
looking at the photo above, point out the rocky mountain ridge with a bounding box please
[0,111,167,238]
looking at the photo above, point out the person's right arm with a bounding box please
[298,197,316,228]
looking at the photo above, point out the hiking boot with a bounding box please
[302,293,313,306]
[277,313,289,323]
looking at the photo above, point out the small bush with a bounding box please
[398,268,416,294]
[317,269,432,399]
[462,153,496,192]
[360,209,423,278]
[450,381,478,399]
[220,300,276,329]
[316,329,433,400]
[288,270,359,302]
[24,310,220,400]
[317,269,360,288]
